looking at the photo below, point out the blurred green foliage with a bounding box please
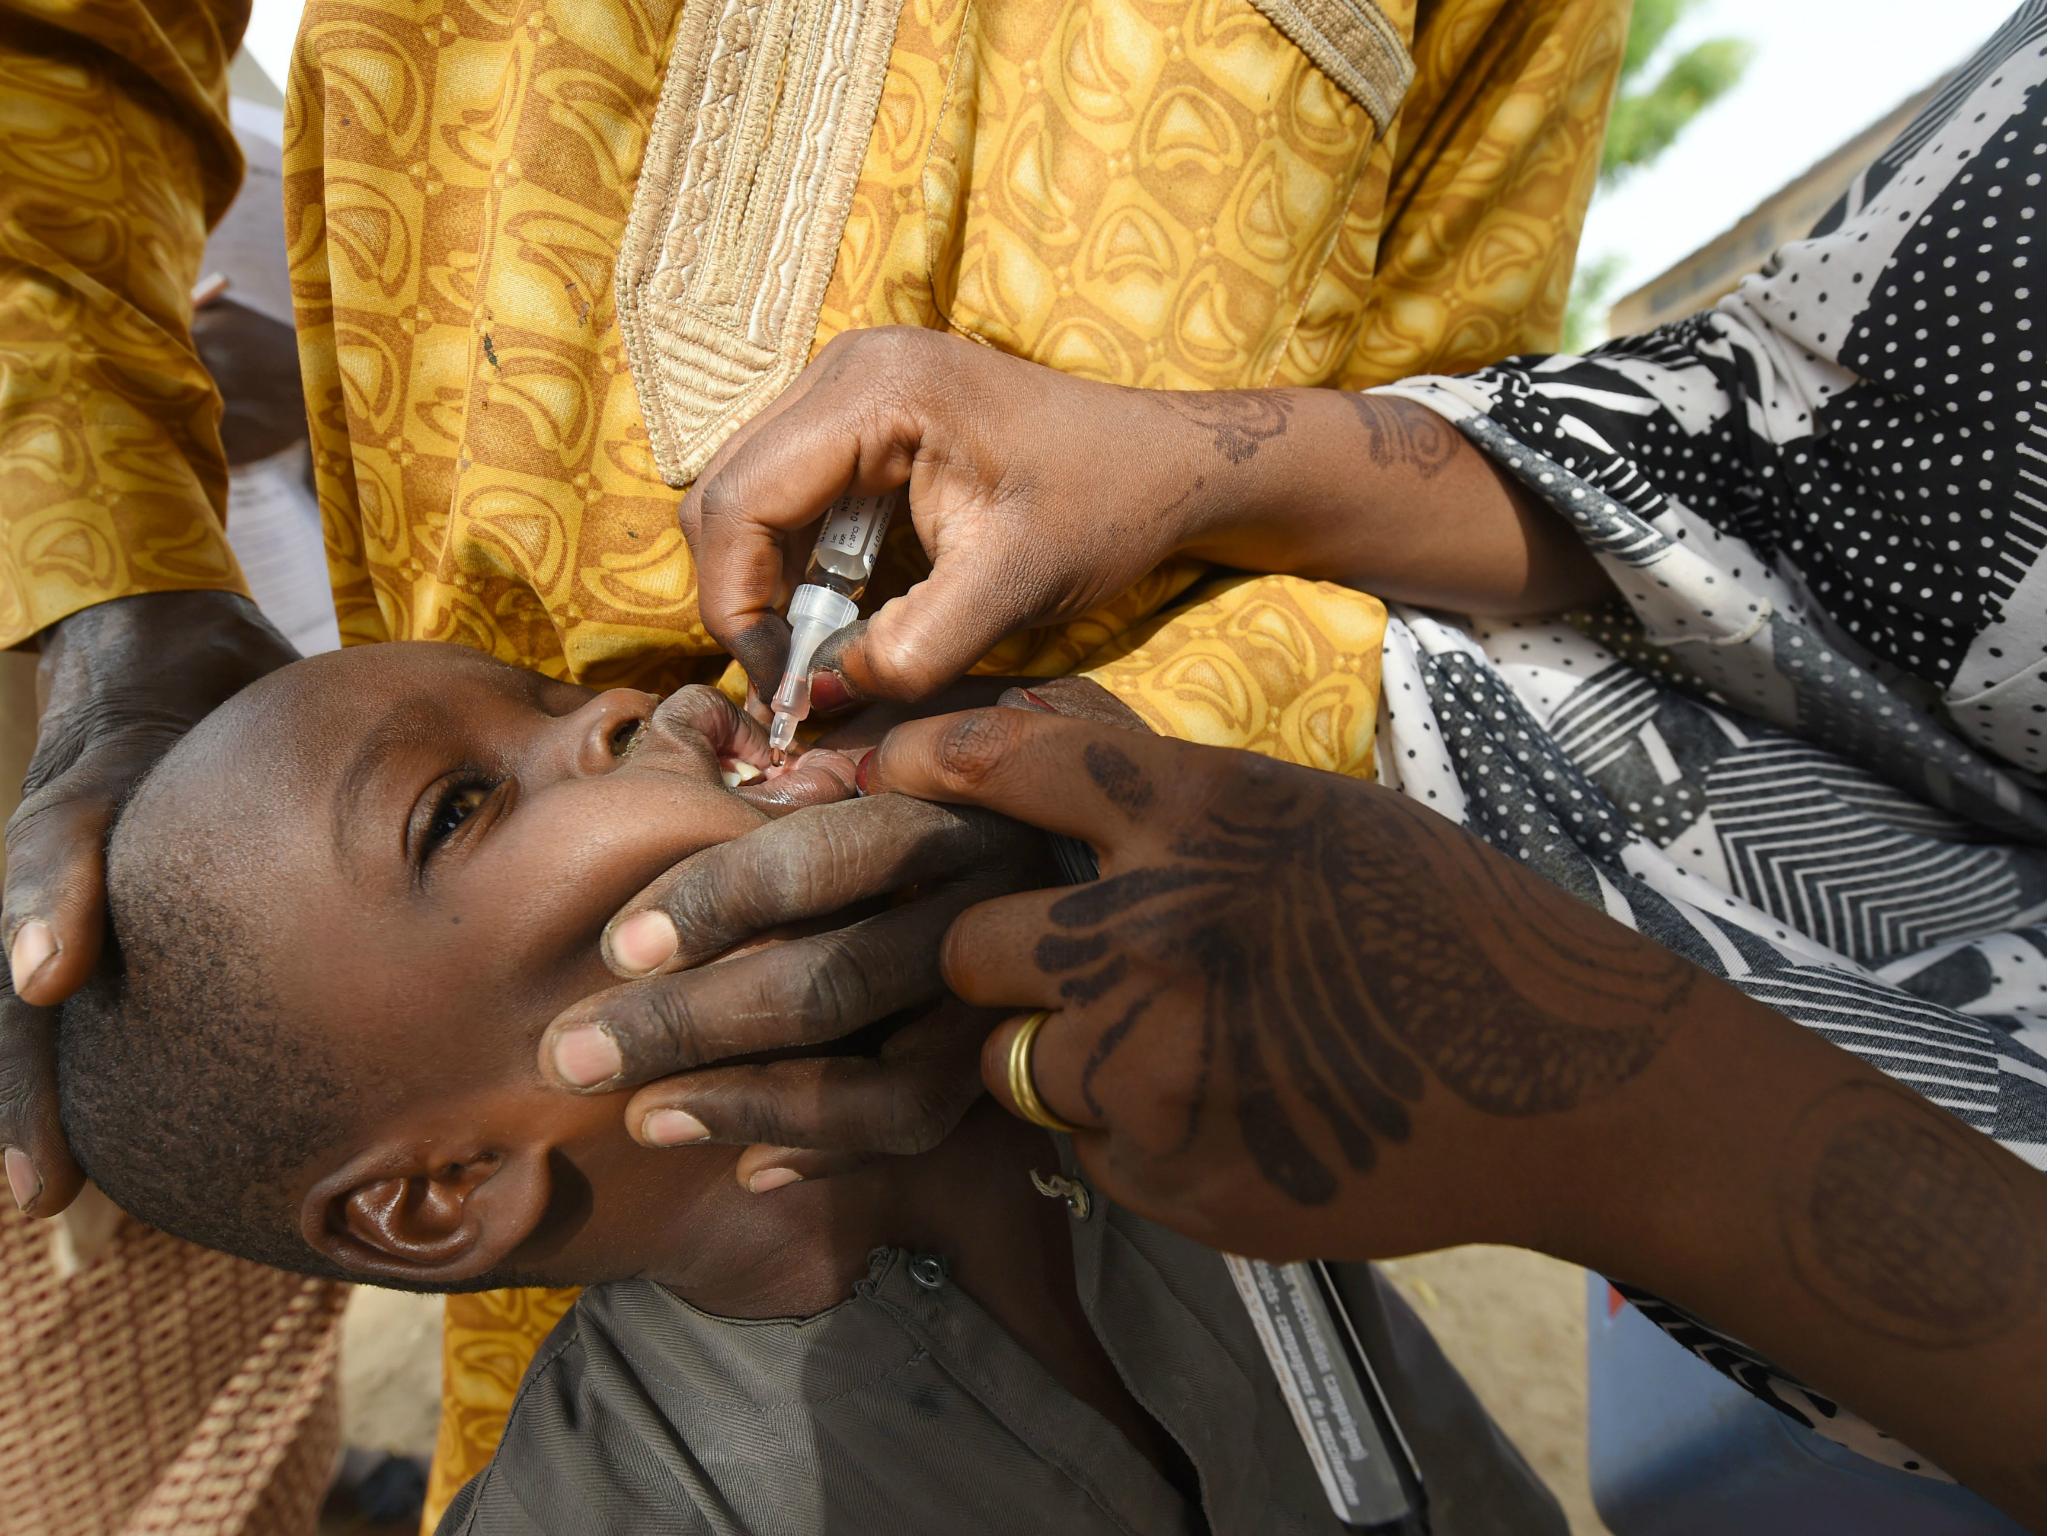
[1564,0,1754,350]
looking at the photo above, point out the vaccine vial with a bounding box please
[767,490,897,760]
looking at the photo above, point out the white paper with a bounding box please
[225,442,342,656]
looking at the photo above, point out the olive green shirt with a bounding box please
[441,1173,1563,1535]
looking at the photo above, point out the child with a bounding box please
[57,639,1560,1534]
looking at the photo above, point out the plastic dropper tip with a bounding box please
[768,710,799,757]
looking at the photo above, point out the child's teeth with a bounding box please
[720,760,765,788]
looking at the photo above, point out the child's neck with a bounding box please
[656,1103,1192,1497]
[656,1098,1070,1321]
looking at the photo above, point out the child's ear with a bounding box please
[301,1143,550,1285]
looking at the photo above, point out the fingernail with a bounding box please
[608,911,678,975]
[8,921,56,994]
[1019,689,1056,712]
[5,1147,40,1211]
[808,669,852,714]
[643,1109,710,1146]
[551,1027,623,1088]
[854,752,876,796]
[747,1166,803,1194]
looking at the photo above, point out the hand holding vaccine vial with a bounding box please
[767,490,897,762]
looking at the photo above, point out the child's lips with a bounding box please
[732,746,863,813]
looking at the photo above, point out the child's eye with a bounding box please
[424,778,497,855]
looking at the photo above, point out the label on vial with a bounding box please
[813,492,896,577]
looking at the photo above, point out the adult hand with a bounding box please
[866,707,2047,1526]
[683,326,1215,706]
[540,677,1141,1189]
[683,327,1606,710]
[3,591,294,1212]
[858,705,1707,1264]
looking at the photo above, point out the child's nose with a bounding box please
[558,688,660,777]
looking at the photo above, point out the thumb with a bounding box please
[823,561,1024,702]
[687,332,954,698]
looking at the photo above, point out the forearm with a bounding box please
[1158,389,1611,615]
[1250,799,2046,1519]
[1556,982,2045,1523]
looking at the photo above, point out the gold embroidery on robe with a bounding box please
[618,0,910,486]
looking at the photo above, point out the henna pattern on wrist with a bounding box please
[1154,391,1295,465]
[1343,394,1460,480]
[1040,744,1694,1204]
[1777,1080,2039,1347]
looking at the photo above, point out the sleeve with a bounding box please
[1368,17,2047,790]
[0,0,252,650]
[1377,325,2042,835]
[1359,22,2045,1470]
[1334,0,1629,386]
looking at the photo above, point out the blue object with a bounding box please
[1585,1273,2028,1535]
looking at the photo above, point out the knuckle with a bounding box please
[857,326,924,369]
[863,628,931,696]
[728,811,838,919]
[932,710,1022,790]
[638,987,705,1074]
[936,921,976,995]
[859,1054,963,1155]
[0,1062,36,1135]
[875,1086,954,1156]
[790,814,858,909]
[715,1090,791,1149]
[0,1033,51,1140]
[665,857,762,947]
[24,696,194,799]
[17,713,96,800]
[1,800,98,915]
[695,474,744,532]
[790,932,873,1033]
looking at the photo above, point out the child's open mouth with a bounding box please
[730,746,865,812]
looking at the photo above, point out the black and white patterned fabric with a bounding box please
[1372,5,2046,1477]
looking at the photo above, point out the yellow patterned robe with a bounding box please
[0,0,1624,1525]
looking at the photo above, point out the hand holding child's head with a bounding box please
[57,643,850,1291]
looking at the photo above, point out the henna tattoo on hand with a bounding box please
[1042,757,1696,1204]
[1084,742,1155,818]
[1342,394,1460,480]
[1777,1081,2041,1347]
[1154,391,1295,465]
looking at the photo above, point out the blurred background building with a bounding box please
[1606,83,1942,333]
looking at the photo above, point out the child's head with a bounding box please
[57,642,846,1292]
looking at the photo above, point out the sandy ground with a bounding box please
[339,1289,445,1458]
[1386,1247,1612,1535]
[338,1245,1612,1532]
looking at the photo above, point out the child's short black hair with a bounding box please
[55,765,359,1282]
[56,734,578,1296]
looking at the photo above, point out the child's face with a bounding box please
[147,641,853,1288]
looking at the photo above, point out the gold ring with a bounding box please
[1007,1010,1083,1135]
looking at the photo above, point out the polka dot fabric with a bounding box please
[1387,12,2047,777]
[1826,81,2047,689]
[1366,9,2046,1481]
